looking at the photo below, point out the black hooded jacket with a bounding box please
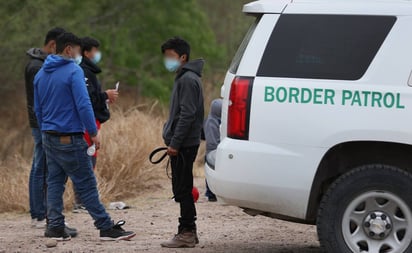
[163,59,205,149]
[80,57,110,123]
[25,48,48,128]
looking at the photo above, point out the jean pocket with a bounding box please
[73,136,88,148]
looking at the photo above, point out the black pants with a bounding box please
[170,145,199,232]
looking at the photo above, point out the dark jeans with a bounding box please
[29,128,47,221]
[74,156,96,205]
[205,180,216,199]
[42,133,112,230]
[170,146,199,232]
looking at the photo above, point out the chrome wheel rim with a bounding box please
[342,191,412,253]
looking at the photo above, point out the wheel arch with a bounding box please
[305,141,412,223]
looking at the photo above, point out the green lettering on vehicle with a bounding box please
[301,88,312,103]
[396,93,405,109]
[383,93,395,108]
[313,88,323,104]
[289,87,300,103]
[342,90,352,106]
[351,91,362,106]
[276,87,287,102]
[263,86,405,109]
[324,89,335,105]
[264,86,275,102]
[371,92,382,107]
[362,91,371,107]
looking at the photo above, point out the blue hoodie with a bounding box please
[34,54,97,136]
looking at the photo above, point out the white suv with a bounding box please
[205,0,412,252]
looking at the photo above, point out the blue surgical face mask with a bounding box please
[164,58,181,72]
[74,54,83,65]
[92,51,102,64]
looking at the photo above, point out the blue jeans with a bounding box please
[42,133,112,230]
[29,128,47,221]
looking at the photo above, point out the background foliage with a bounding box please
[0,0,253,102]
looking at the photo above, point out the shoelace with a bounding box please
[113,220,126,231]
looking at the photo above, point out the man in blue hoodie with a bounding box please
[34,32,135,241]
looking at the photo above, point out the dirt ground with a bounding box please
[0,177,321,253]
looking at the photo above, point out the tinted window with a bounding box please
[229,16,261,74]
[257,15,396,80]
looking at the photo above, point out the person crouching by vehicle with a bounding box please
[160,37,204,248]
[203,98,222,202]
[71,36,119,214]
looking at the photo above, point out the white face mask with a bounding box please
[92,51,102,64]
[164,58,181,72]
[74,54,83,65]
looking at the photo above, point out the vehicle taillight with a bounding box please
[227,76,254,140]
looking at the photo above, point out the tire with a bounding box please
[317,164,412,253]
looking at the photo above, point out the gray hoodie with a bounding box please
[204,99,222,154]
[25,48,48,128]
[163,59,205,149]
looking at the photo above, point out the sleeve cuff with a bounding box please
[169,140,181,150]
[89,131,98,137]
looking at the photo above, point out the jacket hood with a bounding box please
[43,54,75,73]
[26,48,48,61]
[80,56,102,74]
[179,59,205,78]
[209,98,222,119]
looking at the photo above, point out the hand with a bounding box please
[91,132,101,150]
[167,146,179,156]
[105,89,119,104]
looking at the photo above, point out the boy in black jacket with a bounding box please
[72,37,118,213]
[25,27,65,228]
[160,37,204,248]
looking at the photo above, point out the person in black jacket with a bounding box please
[24,27,66,229]
[72,37,118,213]
[160,37,204,248]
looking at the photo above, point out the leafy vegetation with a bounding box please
[0,0,253,102]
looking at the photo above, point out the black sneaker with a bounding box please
[45,227,71,241]
[208,196,217,202]
[100,220,136,241]
[65,225,78,238]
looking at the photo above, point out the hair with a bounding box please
[161,36,190,61]
[55,32,82,54]
[81,36,100,55]
[44,27,66,46]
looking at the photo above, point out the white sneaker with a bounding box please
[31,219,46,229]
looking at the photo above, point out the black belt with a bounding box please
[45,131,83,137]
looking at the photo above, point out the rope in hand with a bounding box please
[149,147,172,179]
[149,147,187,200]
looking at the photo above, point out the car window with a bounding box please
[257,14,396,80]
[229,15,261,74]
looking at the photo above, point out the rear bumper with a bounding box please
[205,137,321,220]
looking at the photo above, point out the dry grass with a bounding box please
[95,105,167,202]
[0,102,168,213]
[0,82,213,214]
[0,157,31,212]
[0,100,207,213]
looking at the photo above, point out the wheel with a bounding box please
[317,164,412,253]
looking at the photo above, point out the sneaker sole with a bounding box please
[32,225,46,229]
[160,243,196,248]
[100,232,136,241]
[47,236,71,241]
